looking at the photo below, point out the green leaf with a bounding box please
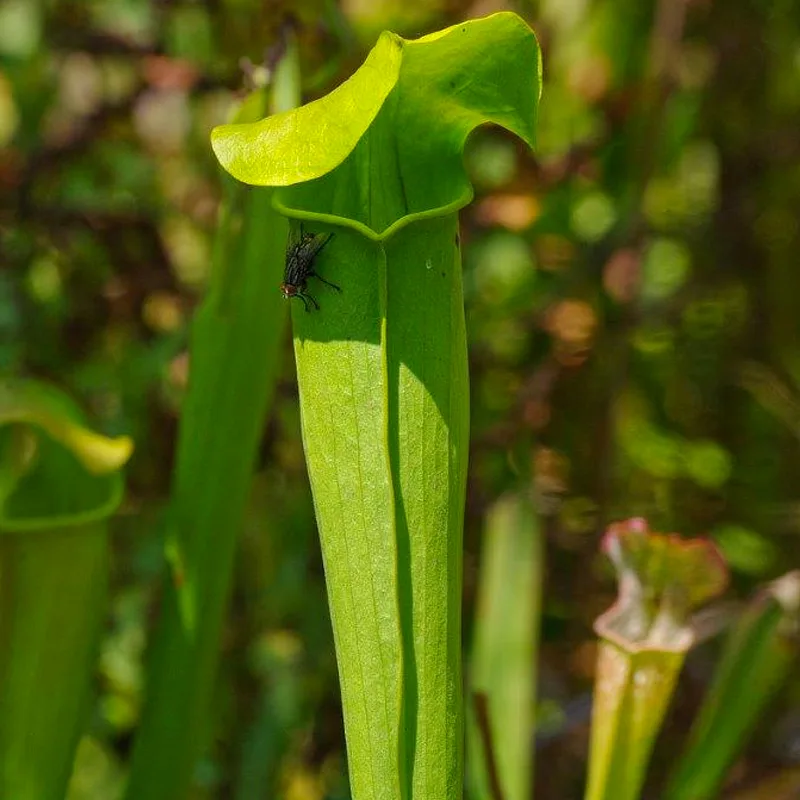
[213,12,541,235]
[211,33,403,187]
[664,571,800,800]
[211,13,541,800]
[0,378,132,530]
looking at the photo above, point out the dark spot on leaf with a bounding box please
[441,271,446,277]
[455,232,460,246]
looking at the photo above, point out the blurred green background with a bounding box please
[2,0,800,797]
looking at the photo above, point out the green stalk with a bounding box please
[288,213,470,799]
[586,641,685,800]
[467,492,543,800]
[664,571,800,800]
[387,216,470,800]
[0,379,132,800]
[124,43,299,800]
[0,524,108,799]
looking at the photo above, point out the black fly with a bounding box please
[281,224,340,312]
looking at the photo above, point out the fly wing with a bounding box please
[297,232,334,265]
[284,225,312,259]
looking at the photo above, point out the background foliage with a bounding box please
[2,0,800,797]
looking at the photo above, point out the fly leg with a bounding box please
[311,272,341,293]
[299,291,319,311]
